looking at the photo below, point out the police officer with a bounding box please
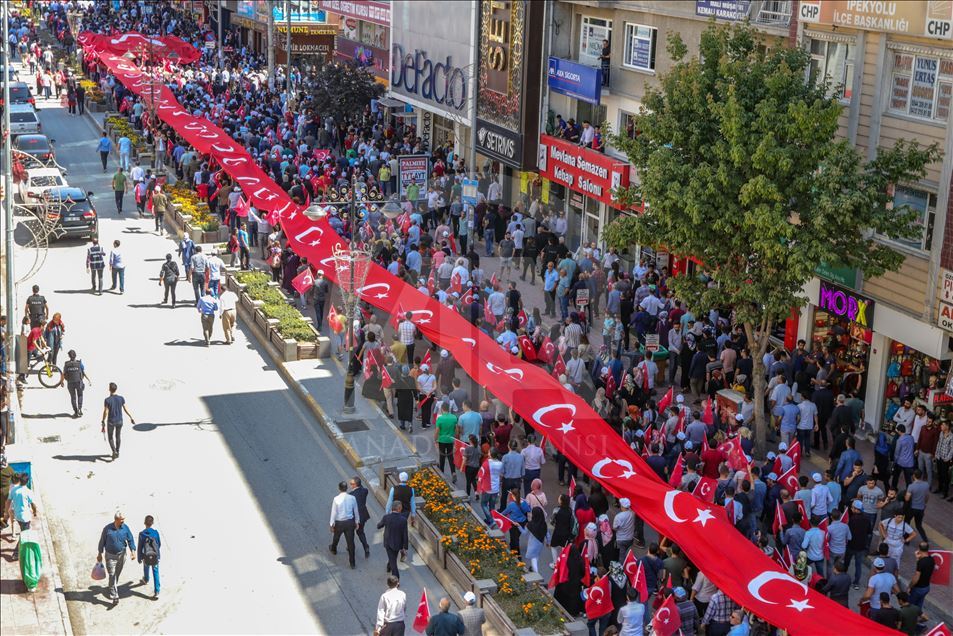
[24,285,48,328]
[59,350,90,418]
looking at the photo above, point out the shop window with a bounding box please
[883,185,937,252]
[808,38,854,100]
[888,50,953,122]
[622,23,657,73]
[882,341,951,434]
[811,309,871,398]
[579,16,612,68]
[577,101,607,130]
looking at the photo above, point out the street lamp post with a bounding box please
[132,41,161,175]
[2,0,17,445]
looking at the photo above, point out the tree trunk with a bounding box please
[744,319,774,457]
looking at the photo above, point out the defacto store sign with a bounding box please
[537,134,630,209]
[817,280,876,328]
[390,46,468,112]
[799,1,953,40]
[547,57,602,105]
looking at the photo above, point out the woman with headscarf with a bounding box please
[550,494,576,563]
[43,313,66,366]
[573,492,597,547]
[395,364,416,432]
[526,478,548,513]
[592,387,610,420]
[359,331,385,402]
[463,435,482,499]
[554,544,586,617]
[525,507,549,574]
[581,522,599,566]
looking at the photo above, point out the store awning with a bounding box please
[392,111,417,119]
[378,97,406,109]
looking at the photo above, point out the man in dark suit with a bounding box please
[377,501,409,579]
[349,477,371,559]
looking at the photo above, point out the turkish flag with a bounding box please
[772,547,788,570]
[604,372,617,400]
[519,335,537,362]
[819,517,831,560]
[702,434,710,453]
[427,269,436,296]
[926,623,953,636]
[460,287,474,306]
[692,476,717,503]
[454,438,468,471]
[778,465,800,494]
[552,354,566,379]
[651,593,682,636]
[422,349,432,368]
[235,194,250,217]
[793,499,811,530]
[585,575,614,620]
[484,299,495,326]
[929,550,952,586]
[568,476,577,498]
[517,309,527,329]
[657,387,674,413]
[538,337,556,364]
[668,456,684,488]
[548,544,571,589]
[838,507,849,524]
[491,509,514,533]
[291,268,314,297]
[702,398,714,425]
[787,440,803,470]
[476,460,492,494]
[719,436,747,472]
[490,272,499,288]
[450,271,462,293]
[623,550,649,602]
[328,305,344,333]
[381,366,394,389]
[772,455,783,476]
[412,589,430,633]
[771,504,787,535]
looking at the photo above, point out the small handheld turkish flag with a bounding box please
[787,440,803,470]
[792,499,811,530]
[421,349,432,367]
[519,334,537,361]
[651,593,682,636]
[568,475,577,498]
[476,460,491,494]
[692,476,717,503]
[701,398,714,425]
[483,299,495,326]
[584,575,613,620]
[490,509,514,533]
[778,465,800,494]
[412,588,430,633]
[291,267,314,297]
[929,550,952,586]
[925,623,952,636]
[517,309,527,328]
[548,543,571,589]
[450,271,462,293]
[381,366,394,389]
[453,438,467,471]
[623,550,649,602]
[668,456,684,488]
[538,336,556,364]
[771,503,787,535]
[552,354,567,378]
[657,386,674,413]
[490,271,499,288]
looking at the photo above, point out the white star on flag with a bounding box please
[787,598,813,612]
[693,508,715,527]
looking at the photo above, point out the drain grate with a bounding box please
[39,435,61,444]
[337,419,369,433]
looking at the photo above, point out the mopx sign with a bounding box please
[817,280,875,328]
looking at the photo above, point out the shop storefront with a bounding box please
[321,0,391,86]
[881,341,952,431]
[537,133,631,251]
[810,280,874,397]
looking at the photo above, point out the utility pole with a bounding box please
[285,0,292,109]
[216,0,223,70]
[468,0,479,179]
[3,0,16,444]
[267,2,275,89]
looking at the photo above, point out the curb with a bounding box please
[31,486,75,636]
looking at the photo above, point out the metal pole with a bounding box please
[267,3,275,90]
[217,0,223,70]
[343,172,357,413]
[285,0,292,109]
[468,0,480,178]
[3,0,17,443]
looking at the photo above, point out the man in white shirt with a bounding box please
[205,249,225,297]
[617,586,645,636]
[521,436,545,494]
[218,289,238,344]
[329,481,359,568]
[613,498,636,556]
[375,575,406,635]
[892,399,915,434]
[565,350,586,390]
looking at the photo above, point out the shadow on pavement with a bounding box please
[51,454,111,463]
[162,339,207,347]
[52,289,97,295]
[22,412,73,419]
[132,420,215,433]
[61,585,115,608]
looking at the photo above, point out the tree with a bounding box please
[307,61,384,124]
[605,23,941,455]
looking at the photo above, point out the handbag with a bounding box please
[886,360,901,378]
[91,562,106,581]
[900,358,913,377]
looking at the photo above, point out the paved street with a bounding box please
[6,86,447,634]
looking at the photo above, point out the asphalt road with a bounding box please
[9,87,446,634]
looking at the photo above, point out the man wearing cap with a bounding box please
[613,498,636,556]
[674,585,699,634]
[862,557,899,611]
[776,442,793,474]
[458,591,486,635]
[810,472,834,518]
[312,270,330,331]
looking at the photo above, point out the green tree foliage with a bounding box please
[605,23,941,452]
[307,61,385,124]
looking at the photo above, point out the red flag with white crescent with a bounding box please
[657,387,674,413]
[778,465,800,495]
[584,574,613,620]
[450,271,462,293]
[484,299,495,326]
[651,593,682,636]
[422,349,431,367]
[412,589,430,633]
[701,398,714,425]
[793,499,811,530]
[519,334,537,362]
[772,547,788,570]
[454,438,467,471]
[772,503,788,535]
[538,336,556,364]
[427,269,436,296]
[291,267,314,297]
[568,475,577,498]
[925,623,952,636]
[692,476,717,503]
[604,372,617,400]
[787,440,803,471]
[490,509,514,533]
[381,365,394,389]
[476,459,491,494]
[552,354,566,379]
[460,287,474,306]
[517,309,527,329]
[623,550,649,602]
[548,543,571,589]
[929,550,952,586]
[668,455,684,488]
[490,272,499,288]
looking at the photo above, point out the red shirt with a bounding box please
[700,448,726,479]
[493,422,512,453]
[27,327,43,352]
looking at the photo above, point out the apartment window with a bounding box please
[622,23,657,72]
[889,51,953,121]
[887,185,937,251]
[619,110,639,140]
[808,39,854,99]
[580,16,611,68]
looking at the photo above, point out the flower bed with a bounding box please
[234,270,317,343]
[104,114,148,155]
[165,182,219,233]
[409,470,565,633]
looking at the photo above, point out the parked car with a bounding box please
[42,188,98,241]
[7,81,36,107]
[8,103,41,136]
[16,167,69,207]
[12,134,55,167]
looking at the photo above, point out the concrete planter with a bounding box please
[482,593,521,635]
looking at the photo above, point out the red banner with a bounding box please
[537,134,630,209]
[78,31,202,64]
[85,38,895,636]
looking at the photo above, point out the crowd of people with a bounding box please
[9,0,950,634]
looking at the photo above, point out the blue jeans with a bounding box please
[796,428,812,453]
[142,562,160,595]
[558,294,569,320]
[908,585,929,608]
[484,228,494,256]
[208,278,220,297]
[844,548,865,585]
[480,492,498,525]
[110,267,125,292]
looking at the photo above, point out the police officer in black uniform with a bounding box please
[59,350,90,418]
[24,285,48,328]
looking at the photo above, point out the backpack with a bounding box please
[141,534,159,565]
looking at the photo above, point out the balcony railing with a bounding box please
[753,0,792,27]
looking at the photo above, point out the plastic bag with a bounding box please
[91,561,106,581]
[19,538,43,591]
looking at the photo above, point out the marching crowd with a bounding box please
[14,0,950,633]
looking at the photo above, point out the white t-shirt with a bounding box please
[617,601,645,636]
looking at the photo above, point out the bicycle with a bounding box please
[26,349,63,388]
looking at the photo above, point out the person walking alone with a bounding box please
[112,167,128,214]
[87,237,106,294]
[97,511,136,606]
[377,501,409,581]
[375,575,407,636]
[108,240,125,293]
[219,287,238,344]
[329,480,359,569]
[159,254,179,306]
[137,515,161,600]
[97,133,112,172]
[151,186,171,234]
[102,382,135,459]
[59,349,90,418]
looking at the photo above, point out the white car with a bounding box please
[16,167,69,207]
[8,103,41,136]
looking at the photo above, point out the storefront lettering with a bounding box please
[818,282,874,327]
[538,134,629,209]
[391,45,468,111]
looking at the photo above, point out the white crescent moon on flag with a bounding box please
[663,490,688,523]
[747,571,808,605]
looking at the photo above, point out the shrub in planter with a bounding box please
[234,271,317,343]
[408,470,564,633]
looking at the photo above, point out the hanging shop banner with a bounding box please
[695,0,751,21]
[398,155,429,201]
[798,1,953,40]
[547,57,602,105]
[319,0,391,26]
[461,178,479,206]
[537,134,630,209]
[84,36,901,636]
[817,280,875,329]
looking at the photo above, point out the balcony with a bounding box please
[752,0,792,28]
